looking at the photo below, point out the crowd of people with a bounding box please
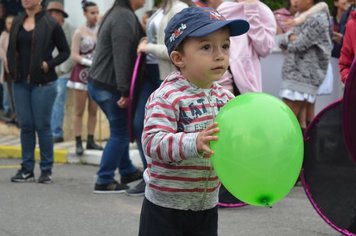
[0,0,355,228]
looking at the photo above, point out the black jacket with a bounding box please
[7,11,70,85]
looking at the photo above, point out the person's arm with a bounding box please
[143,96,201,163]
[287,2,329,27]
[44,24,70,68]
[287,16,328,52]
[278,30,294,49]
[145,42,170,60]
[46,23,70,69]
[0,32,6,62]
[339,21,355,83]
[244,1,277,57]
[111,14,138,97]
[70,28,92,66]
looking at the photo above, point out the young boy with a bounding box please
[139,7,249,236]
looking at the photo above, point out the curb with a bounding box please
[0,145,143,169]
[0,145,69,163]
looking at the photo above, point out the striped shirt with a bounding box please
[142,71,234,211]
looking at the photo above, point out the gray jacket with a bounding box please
[89,0,145,96]
[54,22,75,77]
[280,11,332,95]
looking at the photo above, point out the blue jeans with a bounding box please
[13,81,57,172]
[133,64,161,169]
[87,80,138,184]
[2,81,11,114]
[51,75,69,138]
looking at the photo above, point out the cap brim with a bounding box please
[189,19,249,38]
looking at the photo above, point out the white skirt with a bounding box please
[279,89,316,103]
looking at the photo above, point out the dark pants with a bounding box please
[87,81,138,184]
[133,64,161,169]
[13,81,57,172]
[139,198,218,236]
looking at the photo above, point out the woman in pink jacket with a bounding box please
[202,0,276,94]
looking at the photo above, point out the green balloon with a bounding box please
[211,93,303,207]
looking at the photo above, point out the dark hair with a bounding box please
[81,0,97,12]
[144,9,156,19]
[97,0,120,35]
[41,0,47,8]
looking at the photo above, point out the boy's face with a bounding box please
[171,27,231,89]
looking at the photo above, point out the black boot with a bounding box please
[75,136,84,156]
[86,135,103,150]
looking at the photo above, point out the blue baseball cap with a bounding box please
[164,7,250,55]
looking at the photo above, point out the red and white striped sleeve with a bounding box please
[142,96,199,163]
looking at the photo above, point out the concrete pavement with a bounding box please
[0,135,340,236]
[0,157,340,236]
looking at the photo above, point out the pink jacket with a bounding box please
[217,1,276,93]
[339,11,356,83]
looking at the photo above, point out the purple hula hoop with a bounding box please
[128,53,142,143]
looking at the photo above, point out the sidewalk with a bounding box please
[0,135,144,169]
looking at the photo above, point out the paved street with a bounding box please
[0,158,339,236]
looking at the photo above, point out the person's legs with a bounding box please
[51,76,69,140]
[305,102,315,126]
[2,81,11,116]
[88,81,137,186]
[9,82,36,182]
[133,64,161,169]
[298,103,307,129]
[87,94,98,135]
[6,80,16,121]
[86,95,102,150]
[139,198,183,236]
[282,98,304,126]
[74,89,87,137]
[12,81,36,172]
[0,83,3,111]
[32,82,57,174]
[128,64,160,196]
[183,207,218,236]
[139,198,217,236]
[74,89,87,155]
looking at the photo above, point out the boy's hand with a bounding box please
[196,122,219,158]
